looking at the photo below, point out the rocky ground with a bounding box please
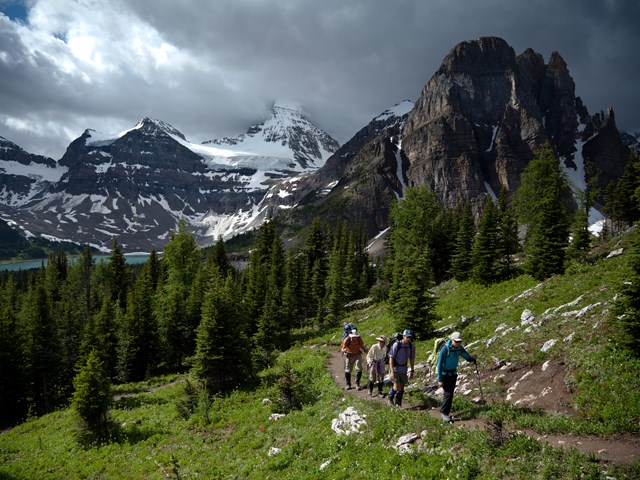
[326,348,640,466]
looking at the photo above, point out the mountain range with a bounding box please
[0,37,635,253]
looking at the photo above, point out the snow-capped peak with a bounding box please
[135,117,186,140]
[373,100,414,123]
[203,101,340,170]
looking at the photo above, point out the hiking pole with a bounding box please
[474,362,486,404]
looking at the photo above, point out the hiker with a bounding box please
[341,328,366,390]
[437,331,477,423]
[366,335,386,396]
[388,329,416,406]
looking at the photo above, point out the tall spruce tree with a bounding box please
[304,219,327,322]
[516,144,573,280]
[281,248,305,331]
[0,277,26,424]
[325,222,346,323]
[21,271,62,412]
[603,149,640,235]
[253,233,286,359]
[450,202,474,281]
[496,188,520,279]
[244,220,278,333]
[471,196,499,285]
[156,220,201,371]
[193,270,251,393]
[117,266,158,382]
[108,238,130,311]
[72,349,112,441]
[613,235,640,355]
[387,186,440,339]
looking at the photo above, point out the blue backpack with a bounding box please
[342,323,356,340]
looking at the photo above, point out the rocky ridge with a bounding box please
[0,105,339,251]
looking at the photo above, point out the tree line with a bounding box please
[1,144,638,435]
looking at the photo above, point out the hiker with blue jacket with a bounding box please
[437,331,477,423]
[388,329,416,407]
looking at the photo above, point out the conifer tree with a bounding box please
[603,149,640,234]
[72,349,112,441]
[117,266,158,382]
[496,188,520,279]
[146,249,161,291]
[471,196,499,284]
[325,222,346,322]
[193,271,251,393]
[21,271,62,412]
[281,248,305,331]
[450,201,474,281]
[304,219,327,321]
[210,236,232,278]
[516,144,573,280]
[79,297,118,380]
[108,238,130,310]
[387,186,440,339]
[613,235,640,355]
[244,220,278,332]
[568,191,592,261]
[156,220,200,370]
[253,234,286,361]
[0,277,26,423]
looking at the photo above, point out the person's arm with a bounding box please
[461,347,476,363]
[409,344,416,378]
[389,356,395,380]
[388,343,396,380]
[437,346,446,385]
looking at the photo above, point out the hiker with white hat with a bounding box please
[437,331,477,423]
[366,335,387,396]
[341,328,366,390]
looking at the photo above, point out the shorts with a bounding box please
[393,371,409,385]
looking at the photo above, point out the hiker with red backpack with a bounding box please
[341,328,366,390]
[387,329,416,406]
[437,331,477,423]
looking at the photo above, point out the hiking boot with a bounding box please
[441,413,451,422]
[388,395,395,406]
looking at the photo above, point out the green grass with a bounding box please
[2,234,640,478]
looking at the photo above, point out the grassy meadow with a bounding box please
[2,231,640,479]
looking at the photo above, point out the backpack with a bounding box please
[342,323,356,341]
[428,337,450,374]
[384,332,402,364]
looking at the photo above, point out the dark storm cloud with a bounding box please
[0,0,638,159]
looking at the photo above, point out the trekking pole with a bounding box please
[474,362,486,404]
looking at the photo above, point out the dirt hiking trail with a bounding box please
[326,348,640,466]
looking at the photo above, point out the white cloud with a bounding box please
[0,0,638,160]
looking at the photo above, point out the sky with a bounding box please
[0,0,639,160]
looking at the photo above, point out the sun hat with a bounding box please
[451,331,463,342]
[376,335,386,342]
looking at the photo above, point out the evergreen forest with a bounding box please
[2,146,640,470]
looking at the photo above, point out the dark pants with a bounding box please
[440,374,457,416]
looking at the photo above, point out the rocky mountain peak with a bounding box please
[402,36,628,216]
[135,117,187,141]
[437,36,515,75]
[548,51,568,70]
[204,101,339,170]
